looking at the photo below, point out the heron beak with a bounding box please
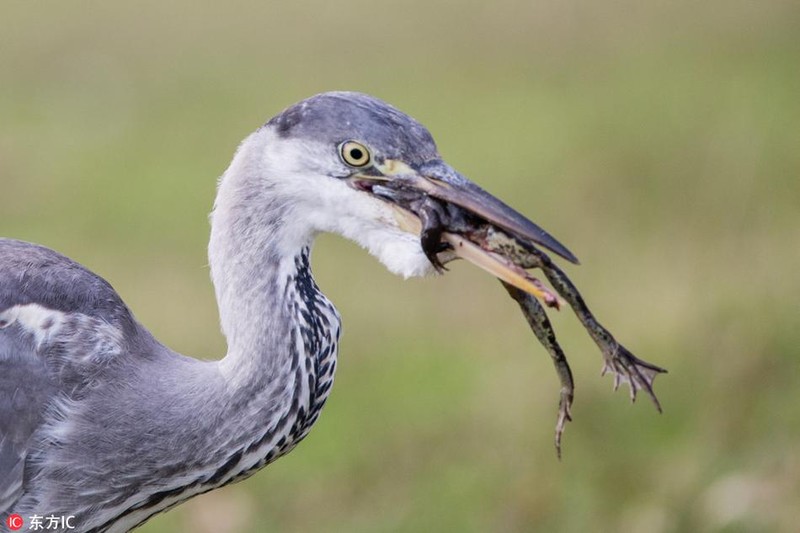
[349,159,578,302]
[404,160,578,264]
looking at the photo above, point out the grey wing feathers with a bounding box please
[0,238,132,324]
[0,326,58,513]
[0,238,133,513]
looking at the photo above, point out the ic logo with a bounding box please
[5,514,24,531]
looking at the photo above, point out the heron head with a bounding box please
[242,91,577,298]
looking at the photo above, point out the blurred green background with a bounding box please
[1,1,799,532]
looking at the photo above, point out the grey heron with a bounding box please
[0,91,663,532]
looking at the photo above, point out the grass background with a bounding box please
[1,1,799,531]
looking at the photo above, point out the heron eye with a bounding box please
[340,141,372,168]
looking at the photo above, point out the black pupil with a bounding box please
[349,147,364,161]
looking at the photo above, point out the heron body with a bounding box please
[0,240,340,528]
[0,92,582,532]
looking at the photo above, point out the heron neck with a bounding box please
[207,130,340,453]
[209,129,314,359]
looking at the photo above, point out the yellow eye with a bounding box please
[340,141,371,167]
